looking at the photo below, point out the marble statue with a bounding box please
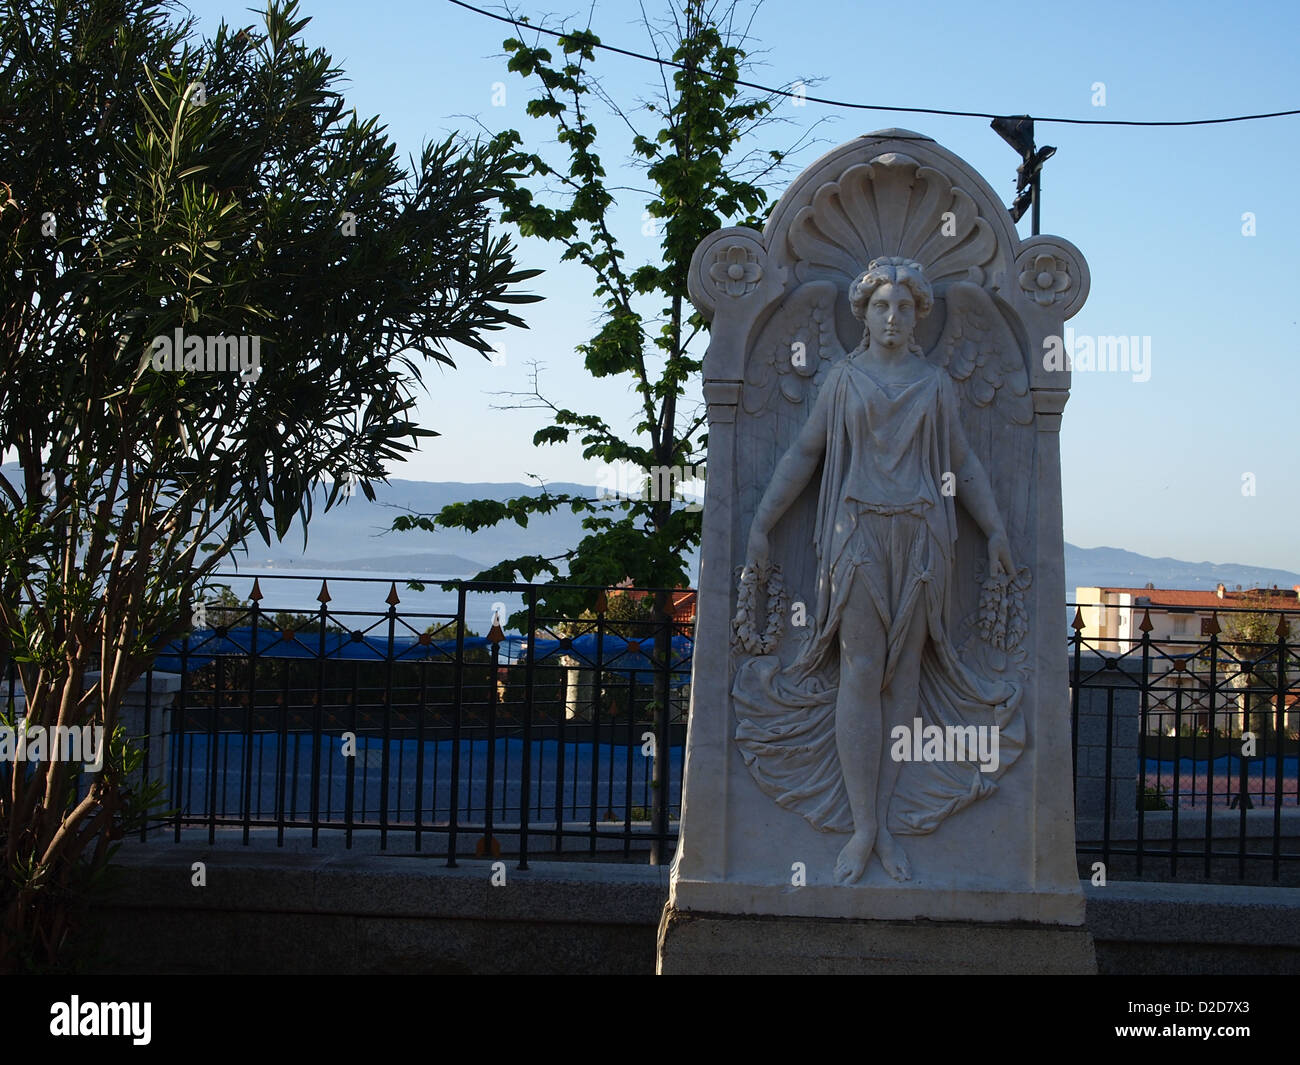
[732,253,1030,884]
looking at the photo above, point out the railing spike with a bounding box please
[386,581,401,606]
[249,577,263,602]
[1276,612,1290,639]
[317,579,331,605]
[1138,608,1153,633]
[1071,606,1085,632]
[1206,611,1221,636]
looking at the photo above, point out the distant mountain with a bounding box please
[244,478,1297,595]
[0,465,596,579]
[260,553,487,575]
[221,479,599,576]
[245,480,1298,595]
[6,464,1294,593]
[1065,543,1300,597]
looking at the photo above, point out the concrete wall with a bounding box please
[88,844,668,976]
[84,842,1300,975]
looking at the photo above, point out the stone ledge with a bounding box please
[104,842,670,925]
[657,907,1098,974]
[92,843,1300,974]
[1083,880,1300,946]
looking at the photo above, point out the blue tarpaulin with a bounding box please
[152,627,693,681]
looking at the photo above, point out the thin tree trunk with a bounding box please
[650,588,671,865]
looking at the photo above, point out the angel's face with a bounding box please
[865,282,916,352]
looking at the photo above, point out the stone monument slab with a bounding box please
[659,129,1094,973]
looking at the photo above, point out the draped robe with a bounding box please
[732,357,1026,834]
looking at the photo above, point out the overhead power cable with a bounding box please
[446,0,1300,128]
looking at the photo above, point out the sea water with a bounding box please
[211,567,527,635]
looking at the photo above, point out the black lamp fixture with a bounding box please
[991,115,1055,235]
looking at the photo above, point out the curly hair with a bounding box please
[848,257,933,355]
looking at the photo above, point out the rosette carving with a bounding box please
[1013,236,1090,319]
[1018,252,1070,307]
[710,243,763,297]
[688,228,768,318]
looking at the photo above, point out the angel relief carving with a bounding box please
[731,240,1035,885]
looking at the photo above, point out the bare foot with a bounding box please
[834,830,875,884]
[875,829,911,881]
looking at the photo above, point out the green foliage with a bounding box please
[1138,784,1171,811]
[1210,592,1294,739]
[426,620,481,640]
[0,722,171,972]
[553,588,657,639]
[1221,594,1283,652]
[0,0,537,970]
[425,619,490,663]
[393,0,808,627]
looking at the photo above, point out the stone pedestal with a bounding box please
[658,907,1096,974]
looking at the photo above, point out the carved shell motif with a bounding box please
[788,152,997,288]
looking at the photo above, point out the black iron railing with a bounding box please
[6,580,1299,882]
[133,575,689,866]
[1069,600,1300,884]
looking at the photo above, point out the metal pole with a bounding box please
[1031,168,1041,236]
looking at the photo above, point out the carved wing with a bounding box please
[926,280,1035,670]
[928,281,1033,539]
[740,280,845,418]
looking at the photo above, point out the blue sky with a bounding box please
[177,0,1300,570]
